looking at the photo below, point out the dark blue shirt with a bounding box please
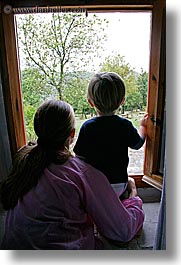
[73,115,144,184]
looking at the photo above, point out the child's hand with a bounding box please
[139,113,148,140]
[140,113,149,128]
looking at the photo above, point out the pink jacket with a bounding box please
[1,157,144,249]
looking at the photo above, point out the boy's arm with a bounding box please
[130,113,148,150]
[73,125,85,156]
[138,113,148,141]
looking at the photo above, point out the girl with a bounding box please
[0,100,144,249]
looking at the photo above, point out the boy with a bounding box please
[73,72,148,196]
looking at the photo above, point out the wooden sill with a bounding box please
[129,174,151,188]
[142,174,163,191]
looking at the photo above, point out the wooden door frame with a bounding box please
[142,0,166,190]
[0,0,166,189]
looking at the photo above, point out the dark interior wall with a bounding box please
[0,73,12,180]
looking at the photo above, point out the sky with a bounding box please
[89,12,151,73]
[16,11,151,74]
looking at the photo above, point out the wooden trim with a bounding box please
[1,0,154,14]
[144,0,166,177]
[129,174,151,188]
[1,12,26,155]
[12,7,153,14]
[0,0,166,183]
[1,1,155,9]
[142,174,163,191]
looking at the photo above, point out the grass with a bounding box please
[75,111,144,136]
[73,112,145,174]
[25,111,144,143]
[24,112,144,173]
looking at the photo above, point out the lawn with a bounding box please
[74,112,145,175]
[74,111,144,136]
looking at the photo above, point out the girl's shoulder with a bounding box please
[70,156,104,176]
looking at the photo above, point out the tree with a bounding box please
[21,67,56,141]
[23,104,37,141]
[137,68,148,110]
[21,67,56,106]
[62,72,95,118]
[17,13,108,100]
[99,54,139,111]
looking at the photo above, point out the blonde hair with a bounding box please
[87,72,126,114]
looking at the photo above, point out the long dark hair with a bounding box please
[0,100,75,210]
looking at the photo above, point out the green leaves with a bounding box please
[17,13,108,100]
[99,54,148,112]
[136,68,148,110]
